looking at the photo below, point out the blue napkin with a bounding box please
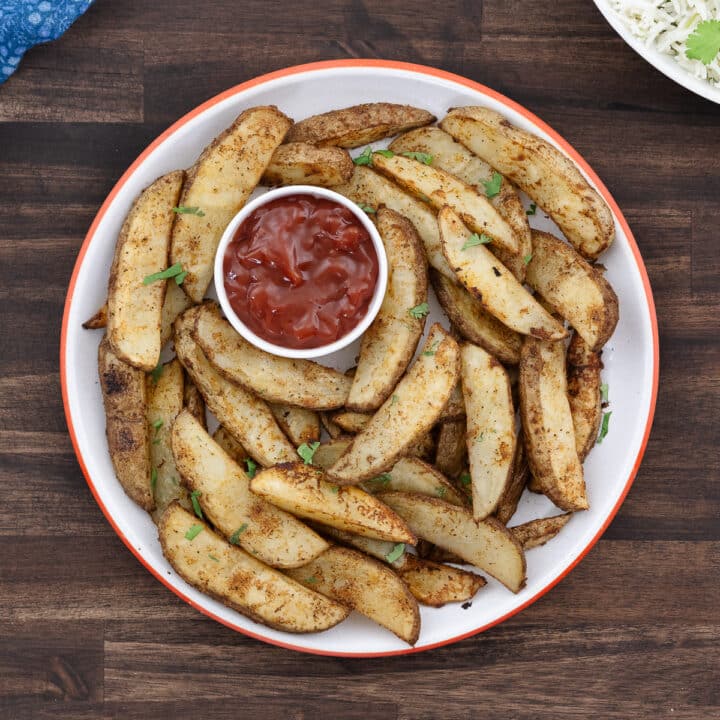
[1,0,93,83]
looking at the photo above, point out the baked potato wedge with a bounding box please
[519,336,588,511]
[261,142,353,187]
[172,410,327,568]
[330,410,371,434]
[380,492,526,592]
[396,555,486,608]
[270,404,320,446]
[439,206,567,340]
[567,331,603,461]
[526,230,619,350]
[494,438,530,525]
[312,524,408,569]
[510,513,572,550]
[82,304,107,330]
[334,165,454,278]
[441,106,614,260]
[212,425,249,466]
[148,359,189,521]
[461,343,516,519]
[320,411,344,439]
[438,382,466,422]
[170,106,291,302]
[372,152,519,258]
[390,126,531,281]
[159,503,349,633]
[346,208,428,412]
[182,373,206,429]
[313,437,353,469]
[286,103,435,148]
[326,324,460,484]
[250,462,416,544]
[174,309,296,466]
[431,269,521,365]
[192,302,351,410]
[98,337,153,510]
[286,546,420,645]
[434,420,467,480]
[107,170,184,371]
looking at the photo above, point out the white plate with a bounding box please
[594,0,720,105]
[61,60,659,657]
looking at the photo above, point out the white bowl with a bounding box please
[213,185,387,360]
[594,0,720,105]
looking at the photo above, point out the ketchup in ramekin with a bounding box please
[223,193,379,350]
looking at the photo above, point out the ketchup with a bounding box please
[223,194,379,349]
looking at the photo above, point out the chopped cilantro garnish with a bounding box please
[391,394,399,405]
[152,419,163,432]
[329,486,339,494]
[686,20,720,65]
[423,339,440,356]
[600,383,609,404]
[461,233,492,250]
[523,253,533,265]
[150,362,164,384]
[482,172,502,198]
[190,490,203,519]
[185,524,203,541]
[408,302,429,319]
[385,543,405,564]
[369,473,392,487]
[353,147,374,166]
[208,554,219,562]
[245,458,257,479]
[597,411,612,444]
[526,203,537,216]
[297,441,321,464]
[173,206,205,216]
[230,524,248,544]
[356,202,376,214]
[374,149,394,158]
[143,263,185,286]
[150,467,157,490]
[174,270,188,285]
[305,576,318,584]
[436,485,447,498]
[459,472,471,486]
[401,151,433,165]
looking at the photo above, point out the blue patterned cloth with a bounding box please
[0,0,93,83]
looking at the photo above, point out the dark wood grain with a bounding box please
[1,0,718,717]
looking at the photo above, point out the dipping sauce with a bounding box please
[223,194,379,349]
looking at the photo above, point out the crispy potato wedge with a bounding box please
[347,208,428,412]
[107,170,184,371]
[261,142,354,187]
[212,425,249,466]
[313,437,353,469]
[172,410,327,568]
[461,343,516,519]
[431,269,521,365]
[330,411,371,434]
[567,331,603,461]
[312,524,408,569]
[362,457,466,507]
[396,555,486,607]
[510,513,572,550]
[250,462,416,544]
[526,230,619,350]
[159,503,348,633]
[98,337,153,510]
[174,309,297,466]
[335,165,454,278]
[82,304,107,329]
[326,324,461,484]
[160,281,193,347]
[286,103,435,148]
[434,420,467,480]
[286,546,420,645]
[494,438,530,525]
[519,336,588,511]
[170,106,291,302]
[438,382,466,422]
[441,106,614,260]
[380,492,526,592]
[372,153,519,258]
[148,359,189,521]
[390,126,531,281]
[439,207,567,341]
[320,412,344,439]
[270,404,320,446]
[193,303,351,410]
[183,373,206,429]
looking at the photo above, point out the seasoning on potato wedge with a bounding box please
[261,142,354,187]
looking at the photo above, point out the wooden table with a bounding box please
[1,1,718,717]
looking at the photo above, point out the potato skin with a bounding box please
[567,331,603,462]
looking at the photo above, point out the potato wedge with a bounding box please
[347,208,428,412]
[160,280,193,347]
[434,420,467,480]
[390,126,531,281]
[212,425,249,466]
[98,337,153,510]
[174,309,297,466]
[159,503,349,633]
[362,457,466,507]
[192,303,351,410]
[313,437,353,469]
[270,404,320,446]
[320,411,344,439]
[286,103,435,148]
[380,492,526,592]
[461,343,516,519]
[439,207,567,341]
[250,462,416,544]
[526,230,619,350]
[519,336,588,511]
[183,373,206,429]
[334,165,454,278]
[431,269,521,365]
[441,106,614,260]
[328,411,370,434]
[107,170,184,371]
[312,524,408,569]
[261,143,354,187]
[326,324,460,484]
[494,438,530,525]
[82,304,107,329]
[372,152,519,259]
[567,331,603,461]
[286,546,420,645]
[147,359,189,521]
[172,410,327,568]
[396,555,486,607]
[510,513,572,550]
[438,382,466,422]
[170,106,291,302]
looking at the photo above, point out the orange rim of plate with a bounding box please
[60,59,660,657]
